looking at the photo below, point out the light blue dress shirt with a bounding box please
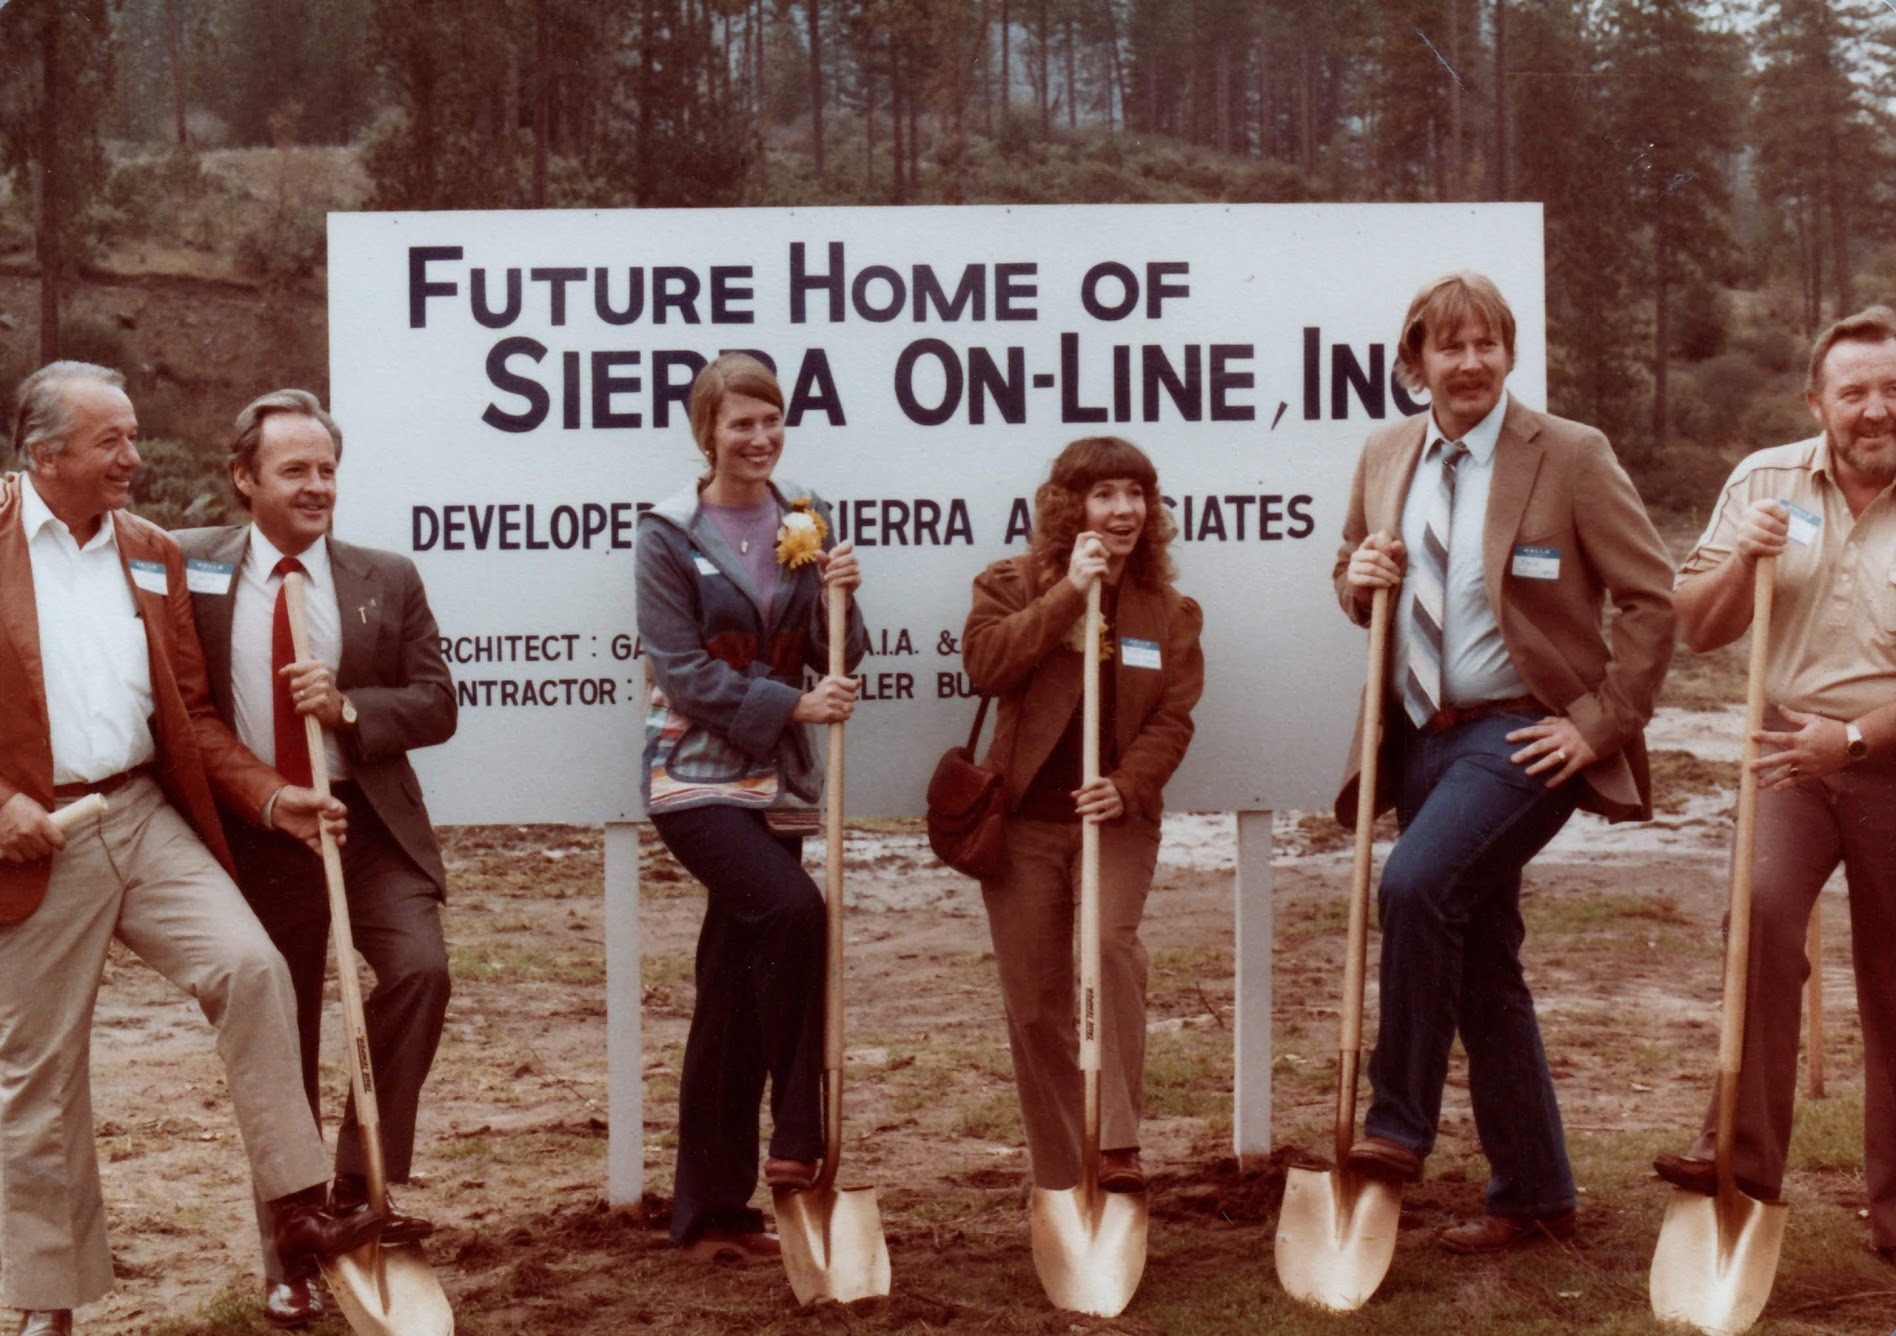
[1395,392,1530,708]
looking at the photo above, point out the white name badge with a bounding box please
[127,558,168,595]
[692,554,720,576]
[1781,500,1822,546]
[1120,636,1162,670]
[1510,545,1561,580]
[185,558,236,595]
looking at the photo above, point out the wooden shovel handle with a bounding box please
[1715,557,1774,1185]
[1079,581,1104,1163]
[1336,588,1390,1163]
[49,791,107,831]
[284,572,390,1212]
[819,585,848,1180]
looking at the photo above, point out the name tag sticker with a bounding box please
[1511,545,1561,580]
[691,553,720,577]
[1781,500,1822,546]
[185,558,235,595]
[127,558,168,595]
[1120,636,1162,670]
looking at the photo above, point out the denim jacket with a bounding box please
[635,480,867,824]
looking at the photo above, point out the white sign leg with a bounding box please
[1234,809,1273,1166]
[605,821,643,1207]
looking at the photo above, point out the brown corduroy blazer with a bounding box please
[1330,398,1677,826]
[962,552,1204,827]
[0,473,281,924]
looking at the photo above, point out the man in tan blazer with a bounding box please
[0,363,381,1335]
[1332,274,1675,1253]
[177,389,456,1326]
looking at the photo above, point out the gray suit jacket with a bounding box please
[175,524,457,893]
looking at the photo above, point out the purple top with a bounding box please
[703,497,782,622]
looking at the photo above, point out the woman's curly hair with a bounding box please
[1030,436,1176,590]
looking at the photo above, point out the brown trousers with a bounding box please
[1688,749,1896,1249]
[980,817,1159,1190]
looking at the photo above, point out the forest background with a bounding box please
[2,0,1894,527]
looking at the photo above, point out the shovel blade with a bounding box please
[773,1184,892,1305]
[320,1241,455,1336]
[1274,1165,1400,1312]
[1649,1187,1787,1334]
[1029,1183,1148,1317]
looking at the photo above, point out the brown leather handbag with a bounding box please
[925,695,1007,879]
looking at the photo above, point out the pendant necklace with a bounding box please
[740,539,750,554]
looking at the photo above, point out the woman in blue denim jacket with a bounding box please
[635,353,866,1262]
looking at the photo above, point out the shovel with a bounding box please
[1029,578,1148,1317]
[1650,556,1788,1335]
[774,586,892,1305]
[1274,586,1401,1311]
[285,573,456,1336]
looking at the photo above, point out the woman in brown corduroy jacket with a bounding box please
[961,436,1204,1194]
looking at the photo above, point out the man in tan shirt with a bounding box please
[1659,306,1896,1267]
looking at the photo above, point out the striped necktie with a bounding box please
[1403,438,1468,729]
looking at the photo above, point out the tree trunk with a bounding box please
[1215,40,1230,153]
[37,15,62,364]
[1001,0,1011,112]
[533,0,549,207]
[1037,0,1051,138]
[1101,0,1124,133]
[1065,13,1077,129]
[1298,38,1315,174]
[1652,205,1670,442]
[1827,134,1850,318]
[890,42,906,202]
[1492,0,1506,198]
[1446,0,1462,200]
[808,0,825,176]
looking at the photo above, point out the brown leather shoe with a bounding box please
[1344,1135,1424,1184]
[680,1228,782,1263]
[262,1276,324,1329]
[271,1185,385,1266]
[1651,1152,1778,1203]
[1441,1208,1577,1254]
[333,1174,435,1246]
[15,1313,72,1336]
[1098,1148,1146,1193]
[763,1156,818,1191]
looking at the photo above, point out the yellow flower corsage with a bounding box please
[775,496,828,568]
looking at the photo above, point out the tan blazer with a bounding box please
[1331,398,1676,825]
[176,525,457,894]
[963,553,1204,826]
[0,474,280,924]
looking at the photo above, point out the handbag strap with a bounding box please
[965,694,993,751]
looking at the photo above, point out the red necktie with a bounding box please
[272,556,312,787]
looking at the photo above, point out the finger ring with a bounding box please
[1553,749,1568,764]
[1790,764,1801,777]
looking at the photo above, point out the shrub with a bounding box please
[130,436,234,530]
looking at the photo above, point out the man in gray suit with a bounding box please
[177,389,456,1327]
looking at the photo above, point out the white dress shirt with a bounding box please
[22,477,156,785]
[230,529,350,781]
[1395,391,1531,707]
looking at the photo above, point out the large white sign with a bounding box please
[328,204,1545,823]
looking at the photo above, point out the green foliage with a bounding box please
[129,436,235,531]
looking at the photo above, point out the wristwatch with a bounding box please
[1845,719,1869,763]
[339,695,359,729]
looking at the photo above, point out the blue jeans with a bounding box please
[1363,709,1581,1219]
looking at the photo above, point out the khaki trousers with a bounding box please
[1687,750,1896,1250]
[0,776,328,1310]
[980,817,1159,1190]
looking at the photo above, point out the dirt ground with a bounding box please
[8,702,1894,1335]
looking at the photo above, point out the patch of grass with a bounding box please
[1525,889,1694,936]
[1649,747,1741,814]
[953,1093,1023,1142]
[1790,1089,1866,1172]
[1145,1028,1230,1120]
[449,938,605,985]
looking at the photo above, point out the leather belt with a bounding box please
[1417,695,1548,735]
[53,764,153,800]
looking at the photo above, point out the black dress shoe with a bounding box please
[333,1174,436,1246]
[262,1276,324,1329]
[15,1313,72,1336]
[1651,1152,1778,1202]
[271,1184,385,1265]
